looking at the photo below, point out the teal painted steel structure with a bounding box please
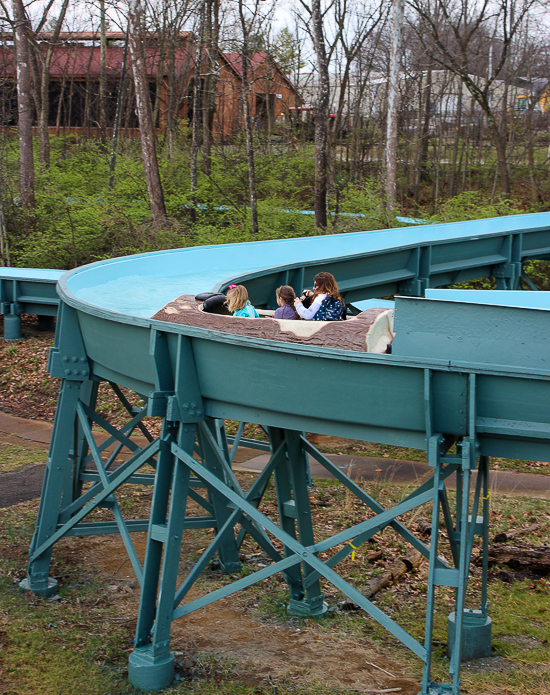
[0,268,62,339]
[21,213,550,694]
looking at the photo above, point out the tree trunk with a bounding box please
[202,0,220,176]
[448,79,463,197]
[385,0,404,213]
[128,0,167,223]
[165,38,177,158]
[493,524,540,544]
[12,0,35,209]
[526,102,540,203]
[487,112,511,199]
[485,545,550,573]
[311,0,329,230]
[99,0,107,142]
[414,65,432,201]
[55,76,65,134]
[36,0,70,167]
[238,0,259,236]
[360,550,423,599]
[190,2,206,221]
[0,180,10,265]
[108,29,129,189]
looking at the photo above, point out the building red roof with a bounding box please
[223,52,269,76]
[0,42,194,79]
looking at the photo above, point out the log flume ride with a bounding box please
[7,211,550,694]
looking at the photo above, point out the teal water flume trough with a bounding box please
[16,212,550,695]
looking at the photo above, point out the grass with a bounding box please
[1,473,550,694]
[0,581,132,695]
[0,441,47,473]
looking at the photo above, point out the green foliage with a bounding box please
[331,181,397,231]
[430,191,525,223]
[272,27,305,74]
[523,259,550,290]
[0,135,543,271]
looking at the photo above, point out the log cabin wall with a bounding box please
[0,34,301,143]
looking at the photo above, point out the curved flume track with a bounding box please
[59,212,550,458]
[27,212,550,695]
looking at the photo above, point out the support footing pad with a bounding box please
[19,576,58,597]
[128,649,175,691]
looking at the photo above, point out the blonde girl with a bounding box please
[225,285,259,318]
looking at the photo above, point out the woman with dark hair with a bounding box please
[294,272,345,321]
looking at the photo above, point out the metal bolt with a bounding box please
[66,369,72,375]
[63,355,69,362]
[72,356,78,363]
[183,403,189,410]
[191,402,197,408]
[80,357,86,363]
[73,370,80,376]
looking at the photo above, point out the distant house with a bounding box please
[223,52,301,130]
[0,32,301,141]
[294,68,544,132]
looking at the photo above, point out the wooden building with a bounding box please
[0,32,301,141]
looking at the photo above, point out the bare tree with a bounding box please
[128,0,167,223]
[385,0,404,211]
[410,0,541,199]
[237,0,260,236]
[202,0,220,174]
[330,0,387,150]
[108,27,130,188]
[33,0,71,167]
[190,0,206,219]
[99,0,107,141]
[297,0,330,229]
[12,0,34,209]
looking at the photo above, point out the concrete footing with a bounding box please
[447,609,492,661]
[287,596,328,617]
[4,314,22,341]
[19,576,59,597]
[128,648,175,691]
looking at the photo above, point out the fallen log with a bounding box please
[486,544,550,573]
[493,523,540,544]
[415,517,432,537]
[366,549,383,563]
[359,550,423,599]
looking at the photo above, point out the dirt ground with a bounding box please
[86,533,421,694]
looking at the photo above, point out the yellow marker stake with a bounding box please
[348,541,358,561]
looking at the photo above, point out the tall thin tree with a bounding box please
[12,0,35,209]
[385,0,404,212]
[238,0,259,236]
[128,0,167,223]
[310,0,330,229]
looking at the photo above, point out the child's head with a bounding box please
[312,271,344,306]
[225,285,249,313]
[276,285,296,306]
[313,272,337,294]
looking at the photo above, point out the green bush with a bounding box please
[430,191,525,223]
[1,135,544,271]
